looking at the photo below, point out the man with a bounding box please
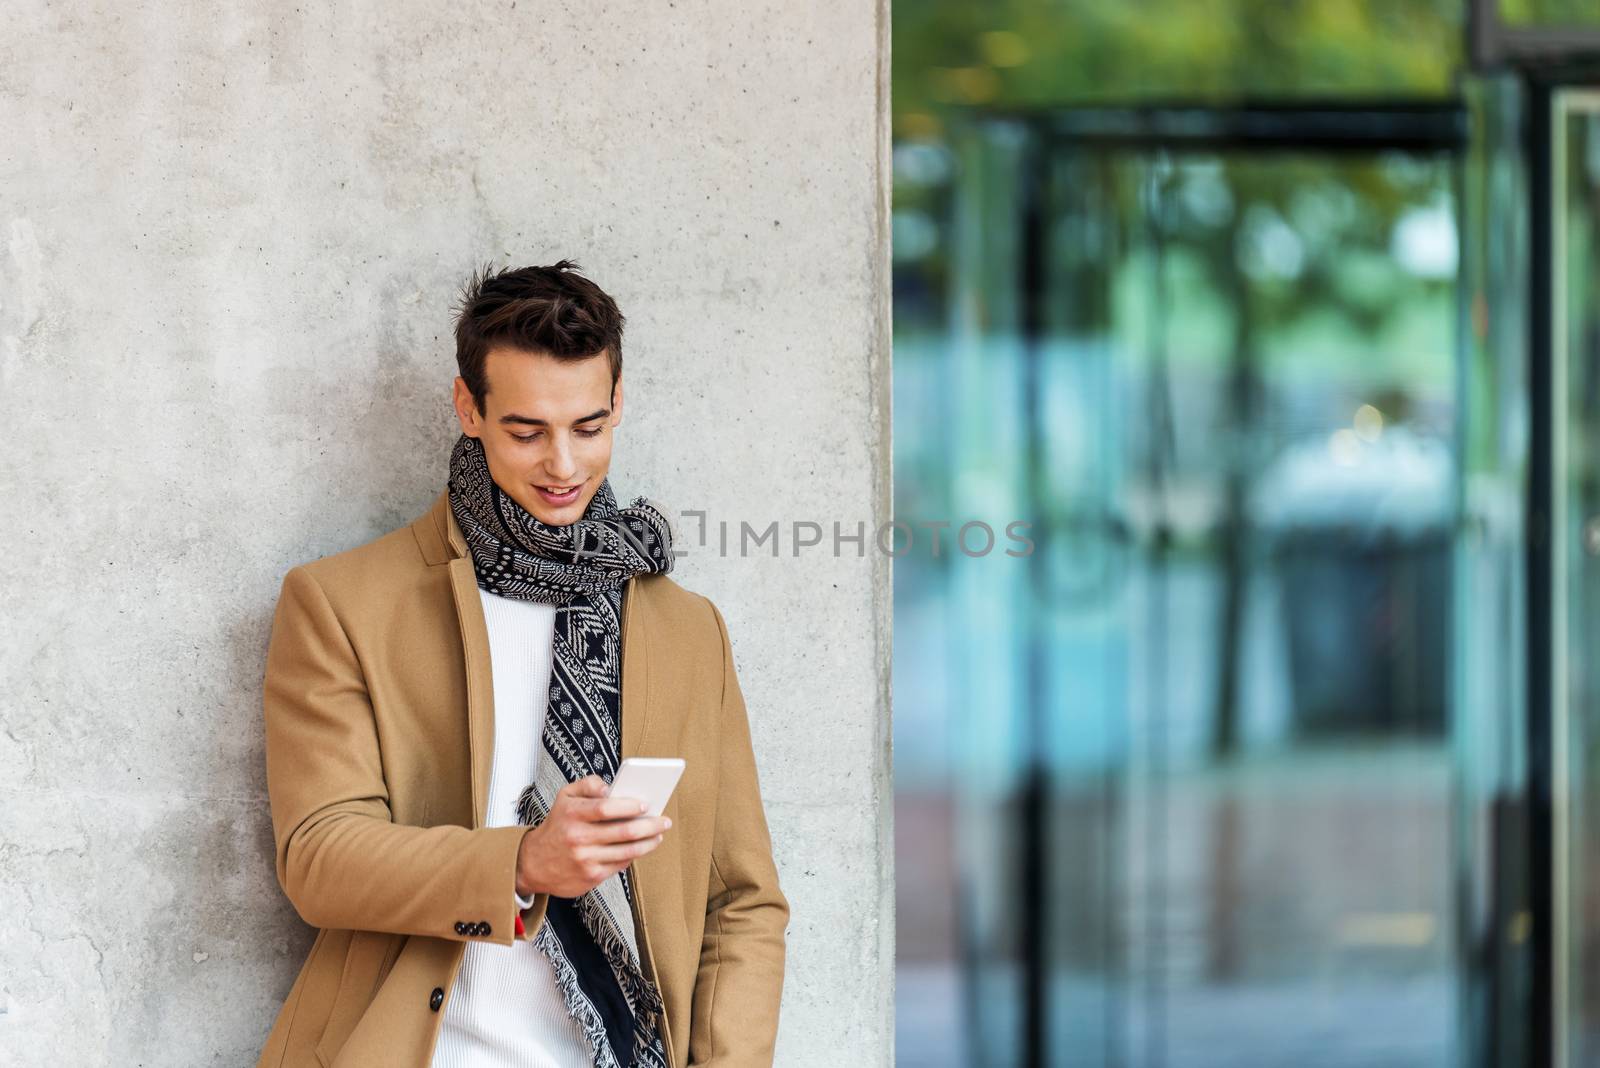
[255,261,789,1068]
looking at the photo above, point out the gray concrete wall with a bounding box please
[0,3,891,1063]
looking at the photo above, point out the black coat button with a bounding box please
[479,921,492,937]
[454,922,467,935]
[429,986,444,1011]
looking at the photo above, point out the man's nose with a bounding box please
[545,437,578,480]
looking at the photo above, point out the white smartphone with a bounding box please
[606,757,686,818]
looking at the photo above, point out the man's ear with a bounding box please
[611,375,624,428]
[453,377,482,437]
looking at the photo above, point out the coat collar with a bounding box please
[409,489,461,565]
[411,489,650,829]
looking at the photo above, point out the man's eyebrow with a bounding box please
[498,408,610,427]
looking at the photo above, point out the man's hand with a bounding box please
[516,774,671,898]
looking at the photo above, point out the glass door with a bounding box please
[945,108,1475,1067]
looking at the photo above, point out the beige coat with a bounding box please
[255,490,789,1067]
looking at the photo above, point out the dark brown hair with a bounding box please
[452,259,625,415]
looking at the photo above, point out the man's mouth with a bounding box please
[535,482,583,505]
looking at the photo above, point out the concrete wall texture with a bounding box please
[0,3,892,1064]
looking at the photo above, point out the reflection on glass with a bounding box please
[894,113,1482,1066]
[1091,143,1457,1068]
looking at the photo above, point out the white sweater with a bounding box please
[427,589,594,1068]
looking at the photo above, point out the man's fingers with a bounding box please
[570,795,649,822]
[581,835,666,866]
[555,775,612,808]
[564,774,610,798]
[587,815,669,844]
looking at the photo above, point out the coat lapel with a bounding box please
[445,555,495,829]
[433,491,651,830]
[620,574,648,761]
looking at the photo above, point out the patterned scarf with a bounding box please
[446,432,675,1068]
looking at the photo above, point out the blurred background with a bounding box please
[890,2,1600,1066]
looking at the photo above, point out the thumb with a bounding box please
[569,774,610,798]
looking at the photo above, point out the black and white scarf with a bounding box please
[447,432,675,1068]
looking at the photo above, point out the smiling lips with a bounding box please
[536,482,582,505]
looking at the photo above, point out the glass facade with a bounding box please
[900,114,1474,1066]
[895,5,1600,1067]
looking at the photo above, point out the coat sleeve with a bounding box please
[262,564,548,947]
[687,597,791,1067]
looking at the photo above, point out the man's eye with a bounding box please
[512,428,602,443]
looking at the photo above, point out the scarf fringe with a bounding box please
[534,921,626,1068]
[536,914,670,1068]
[575,881,666,1015]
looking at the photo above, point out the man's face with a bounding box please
[452,345,623,526]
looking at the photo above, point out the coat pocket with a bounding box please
[313,930,407,1068]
